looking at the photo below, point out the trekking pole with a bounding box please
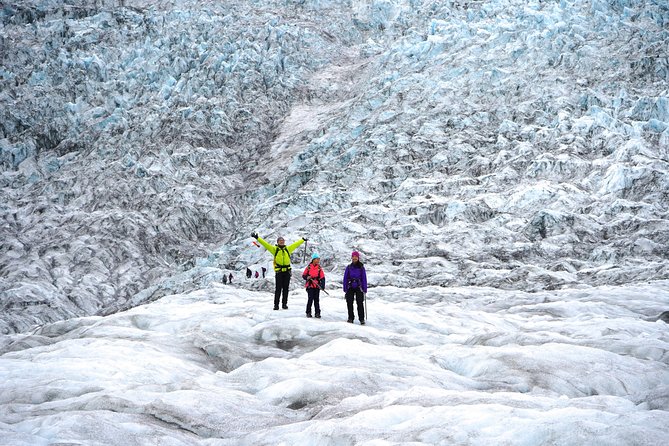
[302,240,308,264]
[364,292,368,321]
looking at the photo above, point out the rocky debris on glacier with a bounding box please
[1,0,669,333]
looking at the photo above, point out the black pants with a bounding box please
[306,288,320,316]
[274,270,291,308]
[346,289,365,321]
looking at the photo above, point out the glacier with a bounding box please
[1,0,668,444]
[1,0,668,331]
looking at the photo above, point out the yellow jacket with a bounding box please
[256,236,306,272]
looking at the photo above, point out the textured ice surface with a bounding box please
[0,282,668,444]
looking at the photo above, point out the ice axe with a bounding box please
[308,277,329,295]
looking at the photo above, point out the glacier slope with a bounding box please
[0,1,668,334]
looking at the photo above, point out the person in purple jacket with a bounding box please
[343,251,367,325]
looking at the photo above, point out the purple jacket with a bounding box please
[343,262,367,293]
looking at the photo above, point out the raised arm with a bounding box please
[253,233,276,255]
[286,237,306,254]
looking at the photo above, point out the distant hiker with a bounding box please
[343,251,367,325]
[223,274,228,284]
[246,267,252,279]
[228,273,233,283]
[302,253,325,318]
[255,271,259,279]
[261,266,267,278]
[252,232,307,310]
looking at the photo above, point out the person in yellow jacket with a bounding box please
[252,232,307,310]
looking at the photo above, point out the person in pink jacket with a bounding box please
[302,253,325,318]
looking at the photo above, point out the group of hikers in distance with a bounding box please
[251,232,368,325]
[246,266,267,279]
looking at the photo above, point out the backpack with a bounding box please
[273,245,291,271]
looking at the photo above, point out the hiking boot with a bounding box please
[282,305,288,309]
[360,320,365,325]
[347,319,353,323]
[273,306,279,310]
[315,314,321,319]
[306,313,312,318]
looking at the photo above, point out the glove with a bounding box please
[251,232,258,239]
[303,237,308,242]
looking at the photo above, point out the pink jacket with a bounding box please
[302,263,325,289]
